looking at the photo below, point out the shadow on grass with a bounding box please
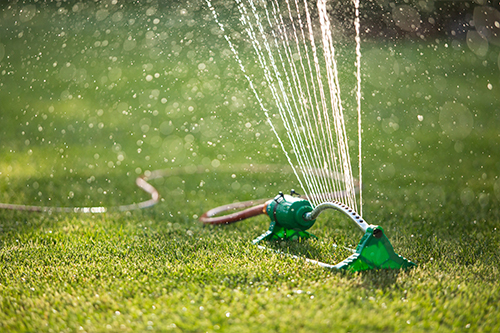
[264,236,357,265]
[264,236,414,290]
[266,239,408,289]
[357,269,401,289]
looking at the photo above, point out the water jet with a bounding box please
[202,0,417,272]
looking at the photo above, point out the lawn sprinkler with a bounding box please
[0,157,416,272]
[200,189,416,272]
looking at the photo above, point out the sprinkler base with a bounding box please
[334,225,416,272]
[255,194,416,272]
[252,221,317,244]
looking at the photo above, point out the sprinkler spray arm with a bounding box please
[303,201,369,233]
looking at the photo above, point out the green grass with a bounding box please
[1,1,500,332]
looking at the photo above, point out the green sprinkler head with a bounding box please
[252,190,417,272]
[252,190,317,243]
[265,191,315,231]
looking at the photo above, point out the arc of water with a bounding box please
[317,0,357,210]
[240,0,357,209]
[286,0,342,204]
[256,0,342,207]
[302,0,346,206]
[259,1,330,203]
[206,0,362,213]
[354,0,363,217]
[205,0,308,198]
[276,0,361,210]
[240,0,323,205]
[269,0,334,204]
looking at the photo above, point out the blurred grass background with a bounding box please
[1,1,499,332]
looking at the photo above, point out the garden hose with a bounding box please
[199,169,360,225]
[0,163,350,215]
[198,190,359,225]
[198,198,269,225]
[0,171,162,213]
[0,163,416,272]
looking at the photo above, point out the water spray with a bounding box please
[197,0,418,271]
[0,0,417,273]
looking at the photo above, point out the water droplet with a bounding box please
[146,7,157,16]
[454,141,464,153]
[479,193,489,208]
[111,12,123,22]
[123,37,136,51]
[0,43,5,62]
[392,5,421,32]
[438,101,473,140]
[378,163,395,179]
[460,188,475,206]
[362,49,399,89]
[20,5,37,22]
[466,30,488,57]
[96,9,109,21]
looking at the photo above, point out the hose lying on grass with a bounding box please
[0,164,417,272]
[0,163,356,218]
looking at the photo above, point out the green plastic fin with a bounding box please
[335,225,416,272]
[253,222,317,245]
[252,230,273,245]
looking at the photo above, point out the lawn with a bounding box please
[1,1,499,332]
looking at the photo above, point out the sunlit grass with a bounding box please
[1,1,500,332]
